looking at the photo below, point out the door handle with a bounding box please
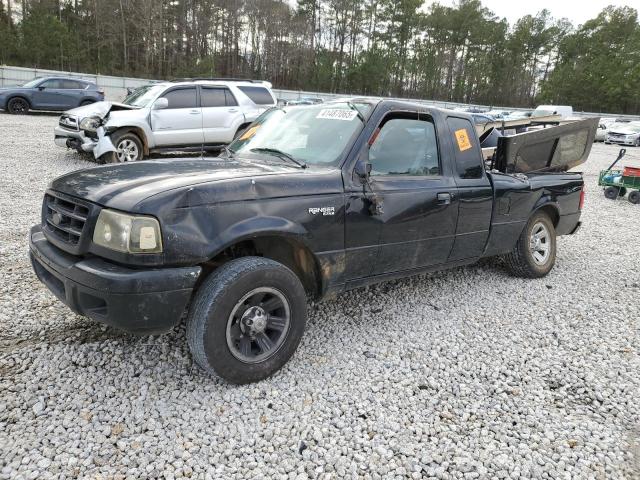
[228,108,238,113]
[437,192,451,205]
[190,110,201,115]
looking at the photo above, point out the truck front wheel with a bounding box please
[187,257,307,384]
[99,131,144,163]
[504,212,557,278]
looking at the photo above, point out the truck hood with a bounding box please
[609,128,640,135]
[64,101,138,119]
[49,158,307,211]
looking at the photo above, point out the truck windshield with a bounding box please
[229,103,370,167]
[123,85,166,107]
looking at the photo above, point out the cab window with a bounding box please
[369,115,440,176]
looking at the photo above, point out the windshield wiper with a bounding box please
[347,102,365,123]
[250,147,307,169]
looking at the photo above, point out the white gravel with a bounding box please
[1,113,639,479]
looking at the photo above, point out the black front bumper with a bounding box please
[29,225,201,334]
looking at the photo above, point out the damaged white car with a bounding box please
[54,79,277,162]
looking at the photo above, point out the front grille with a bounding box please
[43,193,90,246]
[59,114,79,131]
[608,133,625,139]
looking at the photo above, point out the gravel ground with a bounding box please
[0,113,639,480]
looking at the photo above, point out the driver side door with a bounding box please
[344,112,459,281]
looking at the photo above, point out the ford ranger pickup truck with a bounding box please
[29,99,597,383]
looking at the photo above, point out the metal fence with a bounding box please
[0,65,157,101]
[2,64,638,120]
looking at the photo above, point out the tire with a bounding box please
[99,131,143,163]
[618,187,627,197]
[604,186,620,200]
[628,190,640,204]
[187,257,307,384]
[7,97,29,114]
[504,212,557,278]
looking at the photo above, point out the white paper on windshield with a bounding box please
[316,109,358,121]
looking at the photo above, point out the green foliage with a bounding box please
[539,6,640,114]
[2,1,639,114]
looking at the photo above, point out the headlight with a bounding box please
[79,115,102,132]
[93,210,162,253]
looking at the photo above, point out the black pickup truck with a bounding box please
[29,99,597,383]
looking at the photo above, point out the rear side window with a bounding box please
[200,88,226,107]
[163,88,197,109]
[447,116,483,179]
[237,86,274,105]
[201,87,238,107]
[61,80,85,89]
[40,79,65,89]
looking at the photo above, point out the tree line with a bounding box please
[1,0,639,114]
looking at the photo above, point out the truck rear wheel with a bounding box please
[504,212,557,278]
[187,257,307,384]
[628,190,640,204]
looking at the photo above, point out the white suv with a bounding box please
[54,79,277,162]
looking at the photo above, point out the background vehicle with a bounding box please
[0,77,104,114]
[532,105,573,119]
[53,78,276,162]
[605,122,640,146]
[30,99,594,383]
[595,118,617,141]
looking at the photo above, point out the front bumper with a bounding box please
[29,225,201,334]
[54,125,97,152]
[605,137,636,146]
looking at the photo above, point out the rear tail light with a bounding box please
[97,89,105,96]
[579,186,585,210]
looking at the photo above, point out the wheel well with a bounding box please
[113,127,149,156]
[536,204,560,227]
[7,95,31,107]
[200,236,321,299]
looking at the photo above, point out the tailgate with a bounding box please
[494,118,598,174]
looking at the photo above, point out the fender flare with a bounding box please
[531,197,560,226]
[208,216,310,259]
[6,95,31,108]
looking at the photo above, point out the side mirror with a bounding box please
[153,97,169,110]
[354,158,372,184]
[38,86,46,91]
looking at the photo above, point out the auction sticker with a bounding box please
[316,109,358,121]
[455,128,472,151]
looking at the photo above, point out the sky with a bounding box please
[432,0,639,26]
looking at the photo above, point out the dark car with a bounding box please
[0,77,104,114]
[29,99,597,384]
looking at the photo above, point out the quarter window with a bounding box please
[162,88,198,109]
[447,116,483,179]
[369,116,440,176]
[237,86,274,105]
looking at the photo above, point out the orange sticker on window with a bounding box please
[454,128,472,152]
[239,125,259,141]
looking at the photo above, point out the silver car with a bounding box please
[54,79,276,162]
[605,122,640,147]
